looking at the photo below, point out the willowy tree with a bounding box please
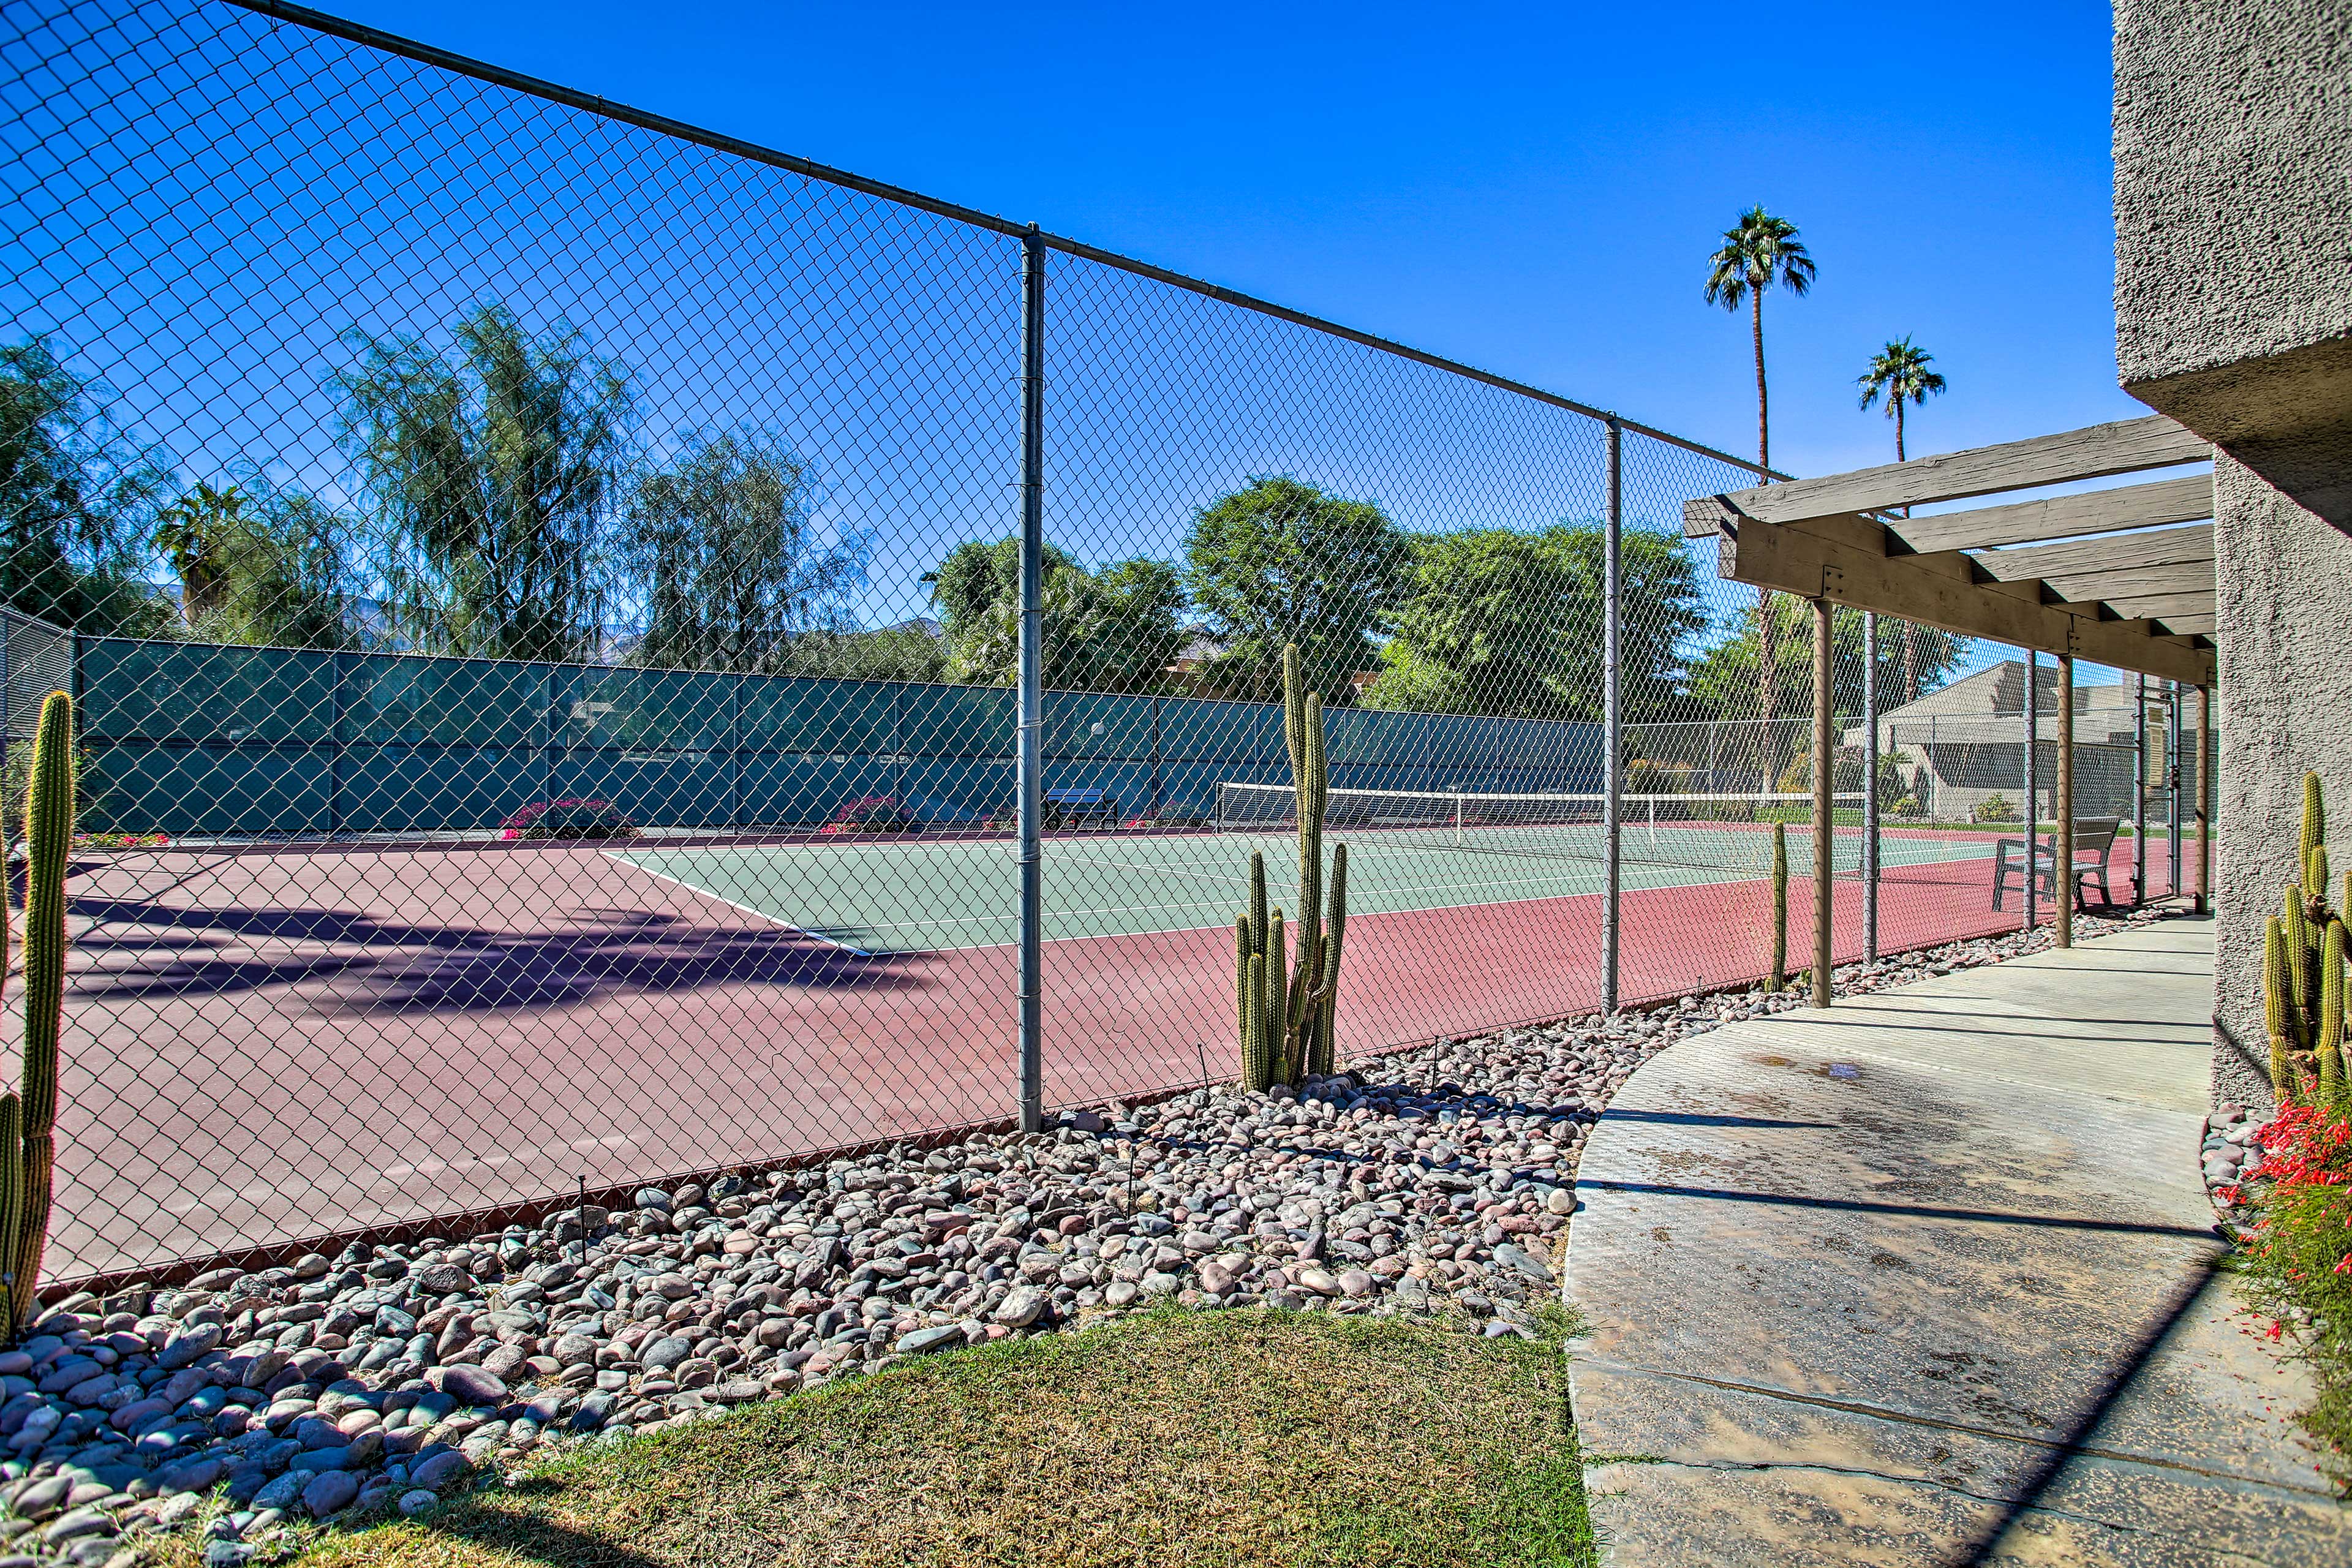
[1857,336,1949,702]
[1183,476,1412,706]
[1703,208,1817,772]
[0,339,178,636]
[336,304,630,663]
[624,429,869,674]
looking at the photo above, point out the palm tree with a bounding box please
[1856,336,1945,464]
[1858,337,1948,698]
[1703,206,1816,778]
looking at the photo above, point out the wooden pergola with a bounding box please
[1683,413,2217,1005]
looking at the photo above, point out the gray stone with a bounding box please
[155,1324,223,1371]
[300,1469,360,1519]
[1493,1245,1553,1284]
[989,1287,1046,1328]
[409,1450,471,1491]
[410,1262,473,1296]
[153,1454,226,1494]
[398,1488,438,1518]
[40,1507,114,1547]
[435,1365,507,1406]
[895,1326,962,1357]
[639,1336,694,1372]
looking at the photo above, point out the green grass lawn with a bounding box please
[157,1308,1595,1568]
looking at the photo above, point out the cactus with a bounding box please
[2321,919,2348,1095]
[1234,645,1350,1091]
[2263,773,2352,1112]
[0,693,73,1336]
[2304,771,2325,869]
[1770,821,1789,992]
[2266,916,2300,1102]
[2285,886,2313,1041]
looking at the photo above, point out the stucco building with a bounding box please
[2113,0,2352,1109]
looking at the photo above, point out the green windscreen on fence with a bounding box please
[74,635,1608,836]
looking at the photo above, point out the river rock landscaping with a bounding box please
[0,911,2165,1565]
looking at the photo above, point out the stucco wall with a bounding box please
[2116,0,2352,1109]
[2211,458,2352,1109]
[2114,0,2352,383]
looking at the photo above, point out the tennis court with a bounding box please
[45,792,2052,1281]
[616,792,1982,956]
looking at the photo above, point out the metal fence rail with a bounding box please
[0,0,2174,1284]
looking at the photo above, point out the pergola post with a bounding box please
[1812,597,1833,1008]
[2197,684,2213,915]
[1863,609,1880,961]
[2024,652,2038,932]
[2133,673,2148,903]
[2057,651,2074,948]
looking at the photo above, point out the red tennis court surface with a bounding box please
[36,832,2173,1280]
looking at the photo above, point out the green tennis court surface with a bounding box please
[617,823,1996,955]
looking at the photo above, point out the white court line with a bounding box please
[608,854,880,958]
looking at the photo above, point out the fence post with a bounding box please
[1812,597,1833,1008]
[2168,680,2183,897]
[2023,650,2038,932]
[1017,225,1046,1134]
[1863,610,1879,961]
[1602,419,1622,1014]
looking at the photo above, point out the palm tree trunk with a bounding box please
[1752,290,1779,780]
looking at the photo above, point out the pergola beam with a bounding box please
[1888,474,2214,554]
[1966,521,2212,579]
[1716,518,2215,685]
[2013,562,2215,601]
[2097,588,2217,619]
[1683,417,2210,534]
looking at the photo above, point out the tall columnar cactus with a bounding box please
[1235,645,1351,1091]
[0,693,73,1338]
[1770,820,1789,992]
[2266,771,2352,1112]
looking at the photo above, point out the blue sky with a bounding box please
[322,0,2128,482]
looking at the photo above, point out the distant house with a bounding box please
[1847,661,2173,823]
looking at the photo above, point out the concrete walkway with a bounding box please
[1565,918,2350,1566]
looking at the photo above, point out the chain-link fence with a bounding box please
[0,0,2196,1283]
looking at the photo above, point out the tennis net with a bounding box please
[1213,783,1870,875]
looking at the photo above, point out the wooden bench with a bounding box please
[1992,816,2122,911]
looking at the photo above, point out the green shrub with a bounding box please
[1971,793,2015,825]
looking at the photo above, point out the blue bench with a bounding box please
[1044,787,1118,827]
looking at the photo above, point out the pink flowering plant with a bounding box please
[2228,1102,2352,1489]
[499,799,636,840]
